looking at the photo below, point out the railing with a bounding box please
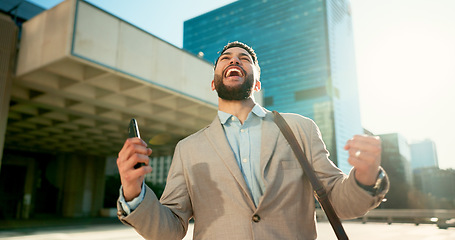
[316,209,455,229]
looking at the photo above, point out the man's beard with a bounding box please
[213,73,255,100]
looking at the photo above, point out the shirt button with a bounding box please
[240,129,245,133]
[242,158,248,163]
[252,214,261,222]
[231,117,235,121]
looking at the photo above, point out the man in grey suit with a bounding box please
[116,41,389,239]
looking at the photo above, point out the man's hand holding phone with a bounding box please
[117,119,153,201]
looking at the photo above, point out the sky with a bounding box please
[28,0,455,169]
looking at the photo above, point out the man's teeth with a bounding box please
[226,68,242,77]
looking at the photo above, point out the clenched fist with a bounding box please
[344,135,382,186]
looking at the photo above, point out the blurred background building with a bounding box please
[184,0,362,173]
[378,133,413,209]
[413,167,455,208]
[378,133,454,209]
[410,139,439,170]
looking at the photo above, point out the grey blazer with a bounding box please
[118,110,388,240]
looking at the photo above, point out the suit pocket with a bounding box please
[280,160,300,169]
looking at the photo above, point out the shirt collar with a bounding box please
[251,104,266,118]
[218,104,266,125]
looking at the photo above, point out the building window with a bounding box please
[295,86,326,101]
[264,96,274,107]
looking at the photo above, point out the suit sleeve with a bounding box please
[117,141,192,240]
[306,118,389,219]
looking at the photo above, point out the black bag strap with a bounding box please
[272,111,349,240]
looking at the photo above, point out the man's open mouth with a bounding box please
[224,66,244,78]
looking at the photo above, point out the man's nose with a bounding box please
[229,56,240,65]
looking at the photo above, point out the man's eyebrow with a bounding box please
[239,53,252,59]
[220,51,233,57]
[220,51,252,59]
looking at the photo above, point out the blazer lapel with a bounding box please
[260,111,281,181]
[204,116,255,208]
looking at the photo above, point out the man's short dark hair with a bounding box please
[214,41,261,75]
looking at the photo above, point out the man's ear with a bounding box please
[254,80,261,92]
[211,80,216,91]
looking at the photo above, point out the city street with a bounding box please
[0,221,454,240]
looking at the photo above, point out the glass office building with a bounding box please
[184,0,362,173]
[410,139,439,170]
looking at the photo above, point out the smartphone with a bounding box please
[128,118,146,169]
[128,118,141,139]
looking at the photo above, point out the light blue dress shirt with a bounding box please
[218,104,266,207]
[120,104,267,212]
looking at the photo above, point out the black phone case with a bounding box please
[129,118,146,169]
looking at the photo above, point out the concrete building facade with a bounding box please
[0,0,230,220]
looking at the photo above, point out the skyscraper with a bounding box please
[410,139,439,170]
[184,0,362,172]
